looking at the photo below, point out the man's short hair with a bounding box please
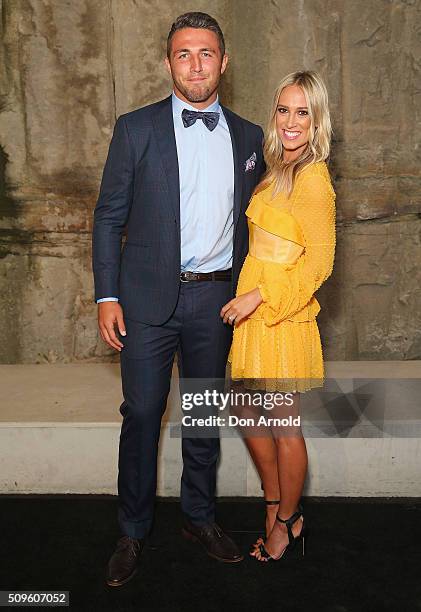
[167,12,225,58]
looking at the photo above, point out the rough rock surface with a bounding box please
[0,0,419,362]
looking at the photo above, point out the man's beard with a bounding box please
[175,78,218,104]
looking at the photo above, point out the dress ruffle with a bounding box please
[245,197,305,247]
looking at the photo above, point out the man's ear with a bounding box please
[220,54,229,75]
[164,56,172,76]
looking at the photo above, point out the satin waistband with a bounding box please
[249,222,304,264]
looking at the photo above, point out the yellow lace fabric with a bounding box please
[229,161,336,392]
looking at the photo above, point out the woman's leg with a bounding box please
[244,436,281,543]
[230,387,281,541]
[255,392,308,560]
[245,436,280,501]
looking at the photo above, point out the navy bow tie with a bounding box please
[181,108,220,131]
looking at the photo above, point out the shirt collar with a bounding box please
[171,91,220,116]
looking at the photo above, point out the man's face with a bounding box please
[165,27,228,108]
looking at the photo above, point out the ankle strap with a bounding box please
[276,507,303,545]
[265,500,280,505]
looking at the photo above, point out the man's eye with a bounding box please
[202,52,211,57]
[178,53,188,59]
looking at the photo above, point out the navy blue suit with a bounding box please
[92,95,264,538]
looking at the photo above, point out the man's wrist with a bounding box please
[97,297,119,303]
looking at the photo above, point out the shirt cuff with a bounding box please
[96,297,119,303]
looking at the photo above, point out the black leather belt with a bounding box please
[180,269,232,282]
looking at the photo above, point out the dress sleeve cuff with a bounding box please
[257,282,269,304]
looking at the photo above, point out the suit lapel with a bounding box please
[151,98,245,230]
[221,105,244,228]
[151,96,180,226]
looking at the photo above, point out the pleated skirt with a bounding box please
[229,317,324,393]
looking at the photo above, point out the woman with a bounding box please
[220,71,336,561]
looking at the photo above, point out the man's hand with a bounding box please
[98,302,126,352]
[220,288,263,326]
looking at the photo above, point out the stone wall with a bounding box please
[0,0,420,363]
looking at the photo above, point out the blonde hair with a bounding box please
[258,70,332,198]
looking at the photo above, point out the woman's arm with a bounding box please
[257,171,336,326]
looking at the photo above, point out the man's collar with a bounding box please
[171,91,220,115]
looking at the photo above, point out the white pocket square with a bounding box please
[244,152,257,172]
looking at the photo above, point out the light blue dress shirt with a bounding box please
[97,91,234,303]
[173,91,234,272]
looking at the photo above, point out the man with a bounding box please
[92,12,265,587]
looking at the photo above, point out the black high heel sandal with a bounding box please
[256,506,306,562]
[249,499,280,556]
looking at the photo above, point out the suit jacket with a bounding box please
[92,95,265,325]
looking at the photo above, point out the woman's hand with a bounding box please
[220,288,263,326]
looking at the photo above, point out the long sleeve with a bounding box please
[257,171,336,326]
[92,115,134,302]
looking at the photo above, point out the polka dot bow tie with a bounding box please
[181,109,220,132]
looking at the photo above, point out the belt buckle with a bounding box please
[180,271,191,283]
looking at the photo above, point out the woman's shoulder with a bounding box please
[297,160,331,181]
[295,161,335,196]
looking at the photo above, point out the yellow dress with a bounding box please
[229,161,336,392]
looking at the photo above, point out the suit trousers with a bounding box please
[117,280,233,539]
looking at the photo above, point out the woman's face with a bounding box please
[276,84,312,161]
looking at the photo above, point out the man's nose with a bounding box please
[190,55,203,72]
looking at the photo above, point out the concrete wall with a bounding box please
[0,0,420,363]
[1,362,420,496]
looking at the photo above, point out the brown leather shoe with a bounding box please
[106,535,144,587]
[182,521,243,563]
